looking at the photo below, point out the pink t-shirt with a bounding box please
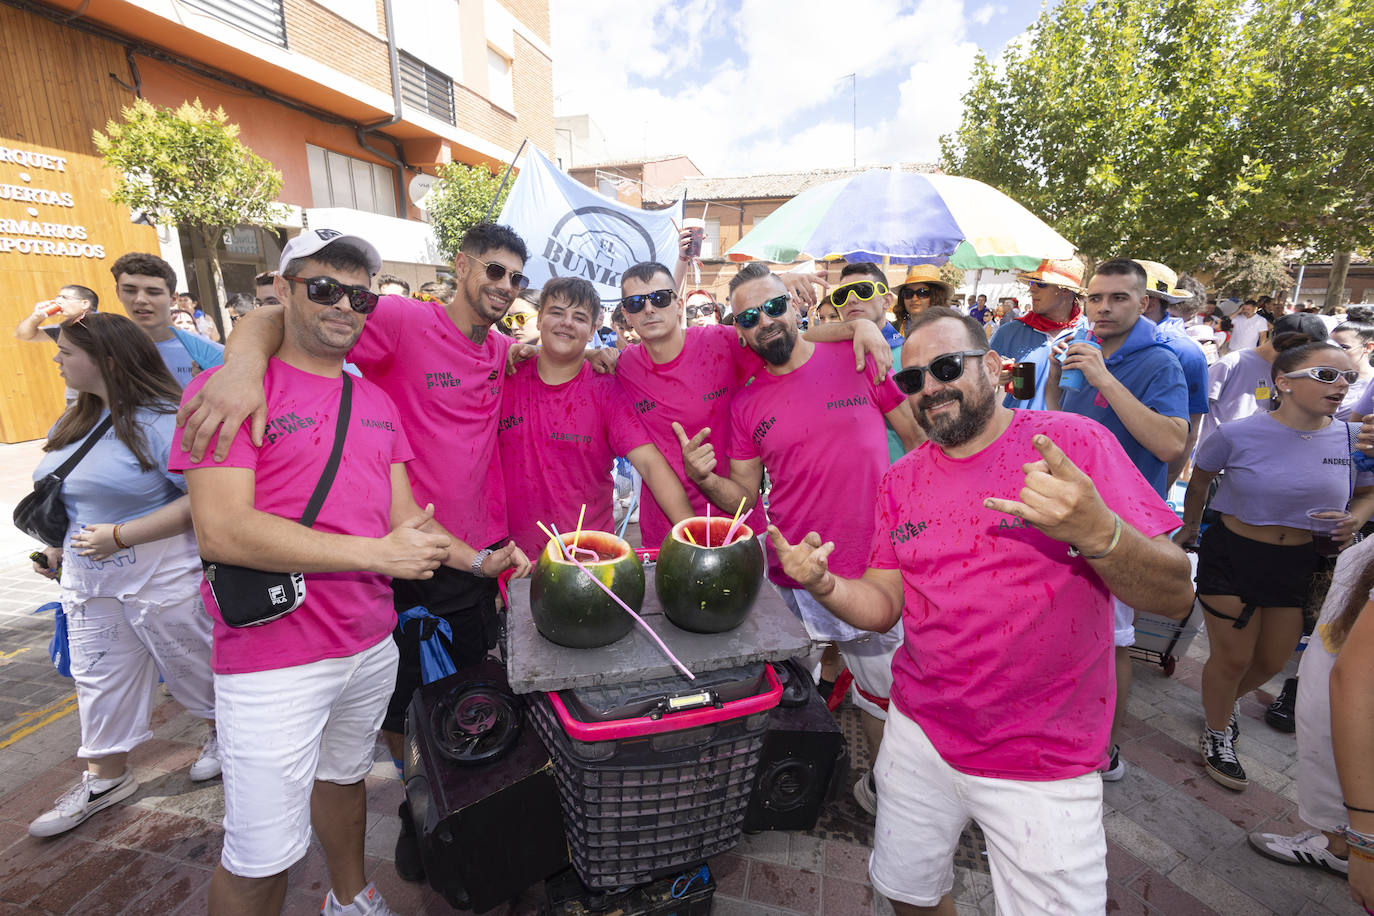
[615,324,766,550]
[868,410,1181,780]
[170,360,413,675]
[498,360,652,557]
[729,342,904,590]
[349,295,513,549]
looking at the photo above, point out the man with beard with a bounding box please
[769,307,1193,916]
[171,223,532,883]
[675,262,921,813]
[173,230,451,915]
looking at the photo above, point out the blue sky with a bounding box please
[551,0,1048,177]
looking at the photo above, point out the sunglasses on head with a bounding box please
[901,285,933,299]
[892,350,988,395]
[463,252,529,291]
[1281,366,1359,384]
[828,280,888,307]
[735,294,790,330]
[620,289,675,314]
[282,275,379,314]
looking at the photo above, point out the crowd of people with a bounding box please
[13,224,1374,916]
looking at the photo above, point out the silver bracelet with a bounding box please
[1067,514,1122,560]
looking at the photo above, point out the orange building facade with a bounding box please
[0,0,553,442]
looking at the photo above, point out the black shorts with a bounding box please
[382,563,500,734]
[1194,520,1320,611]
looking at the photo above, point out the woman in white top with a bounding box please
[1331,319,1374,420]
[26,313,217,839]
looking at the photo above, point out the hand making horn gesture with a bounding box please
[982,434,1120,554]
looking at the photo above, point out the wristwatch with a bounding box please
[471,547,494,577]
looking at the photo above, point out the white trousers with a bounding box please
[66,592,215,758]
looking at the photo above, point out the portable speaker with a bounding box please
[404,662,568,912]
[742,660,849,832]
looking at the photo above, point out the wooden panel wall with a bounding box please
[0,5,158,443]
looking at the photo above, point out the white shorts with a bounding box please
[1112,598,1136,648]
[783,588,901,720]
[215,636,399,878]
[66,592,215,758]
[869,705,1107,914]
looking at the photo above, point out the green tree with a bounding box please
[93,98,283,332]
[427,161,511,264]
[1206,249,1293,299]
[941,0,1373,272]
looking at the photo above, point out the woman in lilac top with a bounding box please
[1177,340,1374,794]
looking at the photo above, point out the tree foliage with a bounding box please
[941,0,1374,269]
[428,161,511,263]
[93,98,283,237]
[1205,249,1293,299]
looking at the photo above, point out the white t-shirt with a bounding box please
[1229,312,1270,350]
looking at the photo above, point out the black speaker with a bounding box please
[742,660,849,832]
[404,661,568,912]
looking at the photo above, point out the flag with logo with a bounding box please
[497,147,684,301]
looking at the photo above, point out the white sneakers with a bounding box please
[320,882,398,916]
[28,770,138,837]
[1248,829,1349,875]
[189,728,222,782]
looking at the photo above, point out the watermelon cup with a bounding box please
[530,529,645,648]
[656,516,765,633]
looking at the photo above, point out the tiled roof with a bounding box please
[570,155,696,171]
[644,161,941,204]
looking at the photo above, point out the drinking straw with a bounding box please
[549,524,573,560]
[559,547,695,681]
[535,521,563,558]
[573,504,586,550]
[706,504,711,547]
[683,526,698,545]
[723,496,749,545]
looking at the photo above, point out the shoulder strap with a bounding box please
[49,415,114,480]
[300,374,353,528]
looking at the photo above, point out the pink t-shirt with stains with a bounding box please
[869,410,1180,780]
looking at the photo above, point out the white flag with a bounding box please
[497,147,683,301]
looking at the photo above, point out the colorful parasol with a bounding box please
[725,169,1075,270]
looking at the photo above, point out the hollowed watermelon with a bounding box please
[530,529,644,648]
[656,517,765,633]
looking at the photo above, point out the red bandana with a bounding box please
[1016,303,1082,335]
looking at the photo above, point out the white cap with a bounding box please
[279,228,382,276]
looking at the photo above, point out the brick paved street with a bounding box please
[0,439,1362,915]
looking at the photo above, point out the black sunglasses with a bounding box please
[892,350,988,395]
[735,294,790,330]
[282,275,379,315]
[464,252,529,291]
[621,289,675,314]
[686,304,716,318]
[901,285,933,299]
[828,280,888,307]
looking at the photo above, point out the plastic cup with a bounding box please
[1307,507,1351,557]
[683,218,705,258]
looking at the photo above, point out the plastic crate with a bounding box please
[541,864,715,916]
[530,663,778,889]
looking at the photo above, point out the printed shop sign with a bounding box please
[498,147,682,301]
[0,143,107,259]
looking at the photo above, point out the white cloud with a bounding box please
[971,3,1007,26]
[551,0,988,176]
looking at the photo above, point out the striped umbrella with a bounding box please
[725,170,1075,270]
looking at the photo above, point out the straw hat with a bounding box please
[1133,260,1193,303]
[1016,258,1085,293]
[896,264,951,296]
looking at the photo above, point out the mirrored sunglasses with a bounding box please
[463,252,529,291]
[1281,366,1359,384]
[502,311,534,329]
[620,289,675,314]
[892,350,988,395]
[735,294,790,330]
[828,280,888,307]
[282,275,379,314]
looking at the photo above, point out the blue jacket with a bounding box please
[1058,316,1188,497]
[1155,317,1209,417]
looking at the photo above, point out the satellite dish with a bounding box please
[409,173,438,210]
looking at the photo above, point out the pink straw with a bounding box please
[705,505,711,547]
[551,525,695,680]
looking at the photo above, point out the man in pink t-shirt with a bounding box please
[615,260,899,552]
[498,277,693,557]
[171,223,533,884]
[676,262,922,815]
[770,308,1194,916]
[172,231,453,916]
